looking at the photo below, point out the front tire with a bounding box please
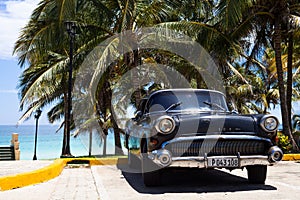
[141,142,161,186]
[247,165,267,184]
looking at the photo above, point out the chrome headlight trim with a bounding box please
[260,115,279,132]
[155,116,175,134]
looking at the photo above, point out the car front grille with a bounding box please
[166,139,267,157]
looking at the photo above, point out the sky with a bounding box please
[0,0,298,126]
[0,0,45,125]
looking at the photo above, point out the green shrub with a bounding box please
[276,131,293,153]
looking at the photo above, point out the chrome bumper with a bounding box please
[148,152,282,168]
[148,136,283,169]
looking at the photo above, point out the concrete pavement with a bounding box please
[93,161,300,200]
[0,158,122,199]
[0,166,100,200]
[0,157,300,200]
[1,161,300,200]
[0,160,53,177]
[0,157,123,191]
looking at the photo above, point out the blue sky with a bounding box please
[0,0,298,126]
[0,0,49,125]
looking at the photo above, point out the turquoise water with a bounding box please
[0,125,119,160]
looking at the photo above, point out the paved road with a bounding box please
[0,165,100,200]
[0,161,299,200]
[0,161,53,176]
[97,161,300,200]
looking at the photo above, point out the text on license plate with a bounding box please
[207,158,239,167]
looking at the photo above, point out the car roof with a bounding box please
[148,88,226,98]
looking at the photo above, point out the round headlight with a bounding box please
[155,116,175,134]
[260,116,278,132]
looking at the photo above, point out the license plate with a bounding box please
[207,157,239,167]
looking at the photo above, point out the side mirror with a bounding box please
[231,110,239,114]
[227,101,238,114]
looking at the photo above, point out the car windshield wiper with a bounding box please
[166,102,182,112]
[203,101,226,111]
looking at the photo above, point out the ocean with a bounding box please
[0,125,121,160]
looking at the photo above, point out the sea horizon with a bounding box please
[0,125,119,160]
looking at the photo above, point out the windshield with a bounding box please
[146,90,229,113]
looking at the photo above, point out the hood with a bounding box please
[172,112,256,136]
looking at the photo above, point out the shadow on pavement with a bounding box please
[117,159,277,194]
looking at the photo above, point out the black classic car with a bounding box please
[124,89,283,186]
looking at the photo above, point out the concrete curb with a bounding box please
[0,159,65,191]
[283,154,300,161]
[0,155,299,191]
[0,157,121,191]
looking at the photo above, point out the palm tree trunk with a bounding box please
[103,133,107,156]
[274,14,299,151]
[89,129,92,157]
[287,33,293,129]
[112,118,124,155]
[287,33,300,151]
[104,80,124,155]
[132,49,141,105]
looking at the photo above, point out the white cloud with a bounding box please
[0,0,39,60]
[0,89,18,94]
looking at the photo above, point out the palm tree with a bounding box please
[14,0,180,156]
[157,0,300,150]
[263,32,300,130]
[242,0,300,150]
[80,0,180,155]
[14,0,76,156]
[225,61,281,114]
[13,0,113,156]
[216,0,300,150]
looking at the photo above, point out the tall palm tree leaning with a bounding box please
[80,0,180,155]
[220,0,300,150]
[228,0,300,150]
[13,0,180,156]
[160,0,300,150]
[249,0,300,150]
[13,0,92,156]
[13,0,120,156]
